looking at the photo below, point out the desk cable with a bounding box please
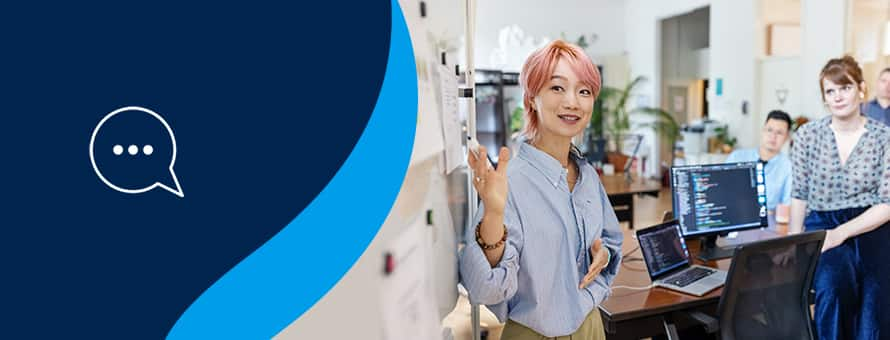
[614,245,652,290]
[621,245,643,263]
[612,284,654,291]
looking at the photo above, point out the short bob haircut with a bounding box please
[819,55,866,101]
[519,40,601,141]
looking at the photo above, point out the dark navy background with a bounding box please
[0,1,391,338]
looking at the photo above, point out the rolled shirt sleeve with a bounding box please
[781,169,793,205]
[458,194,523,306]
[587,181,623,305]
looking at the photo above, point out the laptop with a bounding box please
[636,220,727,296]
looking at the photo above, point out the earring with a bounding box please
[860,93,865,99]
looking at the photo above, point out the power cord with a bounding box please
[622,245,640,258]
[621,245,642,263]
[612,284,654,290]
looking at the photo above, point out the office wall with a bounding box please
[661,8,709,84]
[758,56,803,126]
[760,0,801,58]
[851,1,886,63]
[851,1,890,99]
[624,0,711,116]
[473,0,626,72]
[624,0,709,173]
[625,0,763,150]
[801,0,847,119]
[708,0,758,148]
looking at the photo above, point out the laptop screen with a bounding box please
[638,221,691,278]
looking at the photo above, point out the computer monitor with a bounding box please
[671,162,768,261]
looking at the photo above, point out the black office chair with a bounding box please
[678,231,825,340]
[662,210,673,223]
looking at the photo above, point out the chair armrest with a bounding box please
[686,311,719,333]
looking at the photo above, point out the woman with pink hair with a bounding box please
[459,40,622,339]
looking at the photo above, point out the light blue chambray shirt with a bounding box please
[458,142,623,337]
[724,148,792,210]
[864,99,890,127]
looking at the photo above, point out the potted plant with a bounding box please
[510,106,524,138]
[789,116,809,148]
[712,126,737,154]
[590,76,681,169]
[586,95,609,163]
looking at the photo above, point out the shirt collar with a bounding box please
[763,152,788,168]
[517,142,585,186]
[814,114,879,136]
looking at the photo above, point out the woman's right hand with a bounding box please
[468,145,511,215]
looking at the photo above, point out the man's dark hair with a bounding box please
[765,110,792,130]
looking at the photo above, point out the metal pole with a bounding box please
[463,0,480,340]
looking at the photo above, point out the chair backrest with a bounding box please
[661,210,673,223]
[717,231,825,340]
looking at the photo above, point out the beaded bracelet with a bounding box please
[475,224,507,250]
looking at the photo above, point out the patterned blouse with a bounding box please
[791,115,890,211]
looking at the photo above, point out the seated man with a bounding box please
[724,110,792,211]
[863,67,890,126]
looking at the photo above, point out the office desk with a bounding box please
[599,174,662,229]
[599,217,788,339]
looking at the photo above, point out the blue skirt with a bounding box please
[805,207,890,340]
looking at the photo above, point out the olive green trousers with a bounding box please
[500,309,606,340]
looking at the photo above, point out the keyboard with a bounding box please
[663,267,715,287]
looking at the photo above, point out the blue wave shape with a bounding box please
[166,1,417,337]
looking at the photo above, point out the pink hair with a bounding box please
[519,40,601,140]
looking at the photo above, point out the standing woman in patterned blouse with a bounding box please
[459,40,623,339]
[790,55,890,340]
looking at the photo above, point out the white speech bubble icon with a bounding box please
[89,106,184,198]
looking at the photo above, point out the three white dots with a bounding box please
[112,144,153,156]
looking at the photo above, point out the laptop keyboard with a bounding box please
[663,267,715,287]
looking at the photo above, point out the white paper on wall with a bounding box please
[379,223,440,340]
[436,63,463,174]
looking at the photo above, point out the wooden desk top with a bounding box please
[599,174,662,196]
[600,217,788,322]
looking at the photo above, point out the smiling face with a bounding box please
[822,78,864,119]
[519,40,601,142]
[531,58,595,144]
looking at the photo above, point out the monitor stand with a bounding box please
[696,234,737,262]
